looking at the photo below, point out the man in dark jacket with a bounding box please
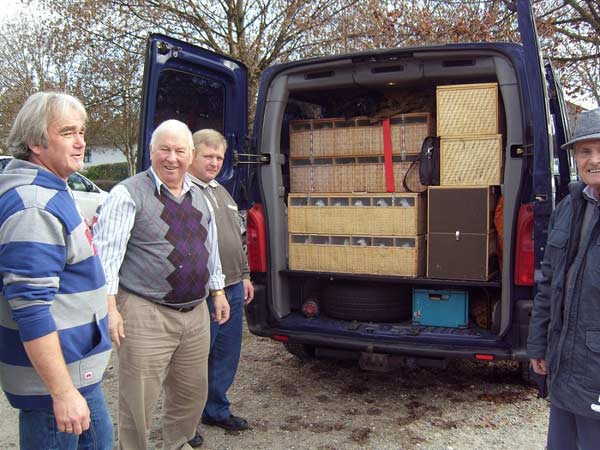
[528,107,600,450]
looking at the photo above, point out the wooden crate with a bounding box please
[440,134,503,186]
[289,113,433,158]
[436,83,498,137]
[289,234,426,277]
[427,186,499,281]
[288,193,426,236]
[289,157,424,193]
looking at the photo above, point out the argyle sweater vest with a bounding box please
[118,171,212,306]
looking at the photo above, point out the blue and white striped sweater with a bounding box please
[0,159,111,409]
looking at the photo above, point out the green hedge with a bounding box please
[83,162,129,182]
[93,179,121,191]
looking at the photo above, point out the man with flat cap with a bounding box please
[528,107,600,450]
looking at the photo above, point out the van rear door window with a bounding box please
[153,69,225,134]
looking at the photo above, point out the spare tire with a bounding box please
[321,283,411,322]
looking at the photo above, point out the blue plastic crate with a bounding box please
[412,289,469,328]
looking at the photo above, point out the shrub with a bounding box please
[94,179,121,191]
[83,162,129,182]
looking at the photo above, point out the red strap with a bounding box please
[382,118,394,192]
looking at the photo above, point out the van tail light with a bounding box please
[247,203,267,272]
[474,354,495,361]
[514,203,535,286]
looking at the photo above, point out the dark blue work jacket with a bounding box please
[528,181,600,418]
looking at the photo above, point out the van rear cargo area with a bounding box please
[140,10,571,371]
[256,46,527,356]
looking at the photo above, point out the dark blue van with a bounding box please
[138,0,572,376]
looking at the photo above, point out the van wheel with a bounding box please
[283,342,315,360]
[321,284,410,322]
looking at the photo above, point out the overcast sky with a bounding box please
[0,0,27,19]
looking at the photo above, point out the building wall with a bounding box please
[84,147,128,167]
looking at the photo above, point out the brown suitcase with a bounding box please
[427,186,499,281]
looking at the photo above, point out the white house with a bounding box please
[84,147,128,167]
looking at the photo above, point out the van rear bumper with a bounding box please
[267,328,516,361]
[245,284,526,362]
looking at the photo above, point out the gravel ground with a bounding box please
[0,320,550,450]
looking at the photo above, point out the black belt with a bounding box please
[165,304,196,313]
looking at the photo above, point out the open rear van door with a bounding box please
[517,0,570,278]
[138,34,248,198]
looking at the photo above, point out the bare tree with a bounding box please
[0,3,143,174]
[534,0,600,105]
[13,0,595,169]
[44,0,369,121]
[333,0,598,107]
[0,12,89,146]
[13,0,381,172]
[75,10,145,176]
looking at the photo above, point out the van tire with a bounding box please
[321,284,410,322]
[283,342,315,360]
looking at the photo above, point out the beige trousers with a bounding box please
[116,289,210,450]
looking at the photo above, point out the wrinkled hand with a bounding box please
[243,279,255,305]
[212,294,230,325]
[107,295,125,347]
[530,358,547,375]
[52,388,90,435]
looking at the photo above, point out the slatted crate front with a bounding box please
[288,119,335,158]
[440,134,503,186]
[288,193,426,236]
[389,113,434,157]
[289,113,433,158]
[290,157,424,193]
[436,83,498,137]
[289,234,426,276]
[335,118,381,156]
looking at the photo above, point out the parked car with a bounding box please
[66,171,109,224]
[137,0,573,379]
[0,155,108,223]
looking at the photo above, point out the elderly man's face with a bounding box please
[189,143,225,183]
[29,107,86,180]
[150,129,193,191]
[574,139,600,195]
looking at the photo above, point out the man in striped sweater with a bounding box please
[0,92,113,450]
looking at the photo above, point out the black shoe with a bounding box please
[202,414,249,431]
[187,431,204,448]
